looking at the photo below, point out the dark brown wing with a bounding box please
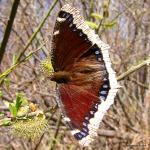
[51,5,92,71]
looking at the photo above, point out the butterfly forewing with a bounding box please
[51,10,92,71]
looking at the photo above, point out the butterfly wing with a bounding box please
[58,47,107,128]
[51,4,119,146]
[58,45,112,146]
[51,5,92,71]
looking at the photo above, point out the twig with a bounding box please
[117,94,134,126]
[0,105,58,127]
[0,0,20,65]
[0,0,58,83]
[98,129,134,140]
[96,18,104,34]
[80,0,89,19]
[142,86,150,135]
[0,19,25,45]
[0,43,45,83]
[117,57,150,81]
[34,133,45,150]
[97,1,135,34]
[16,0,58,62]
[50,114,62,150]
[128,77,149,89]
[27,105,58,118]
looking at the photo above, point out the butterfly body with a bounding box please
[51,71,71,83]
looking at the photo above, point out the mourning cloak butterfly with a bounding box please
[50,4,119,146]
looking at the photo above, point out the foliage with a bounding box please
[11,113,48,140]
[85,21,98,29]
[9,93,23,117]
[1,93,48,141]
[90,13,103,20]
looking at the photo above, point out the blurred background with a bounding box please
[0,0,149,149]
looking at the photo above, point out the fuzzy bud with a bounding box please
[40,58,54,77]
[11,114,48,141]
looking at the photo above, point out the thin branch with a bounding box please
[142,86,150,135]
[0,43,45,83]
[80,0,89,19]
[16,0,59,62]
[117,94,134,126]
[0,0,58,83]
[117,57,150,81]
[0,105,58,127]
[50,114,62,150]
[97,1,135,34]
[128,77,149,89]
[0,0,20,65]
[27,105,58,118]
[98,129,134,140]
[0,18,25,45]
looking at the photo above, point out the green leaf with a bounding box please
[0,112,4,117]
[102,21,116,29]
[21,98,28,106]
[0,118,11,126]
[85,21,98,29]
[25,51,33,61]
[91,13,103,20]
[15,93,22,111]
[9,103,17,117]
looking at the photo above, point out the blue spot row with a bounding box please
[99,79,110,101]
